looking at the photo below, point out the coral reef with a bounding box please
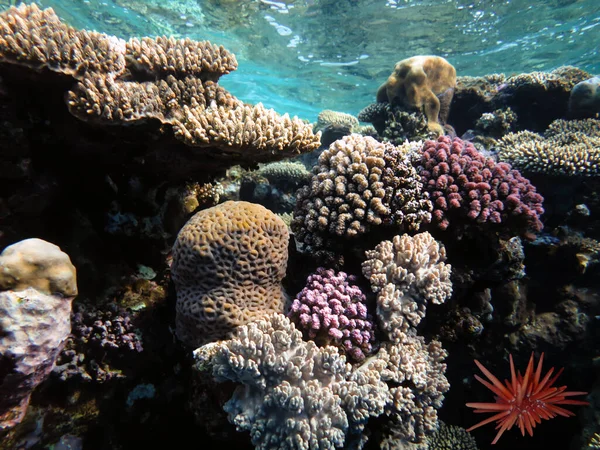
[288,267,375,362]
[193,313,388,450]
[449,66,591,134]
[192,231,453,449]
[0,239,77,431]
[237,161,311,214]
[474,107,517,138]
[418,136,544,237]
[171,201,290,348]
[497,118,600,177]
[292,134,431,252]
[53,303,144,383]
[358,102,435,144]
[376,56,457,135]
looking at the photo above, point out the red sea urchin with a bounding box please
[465,353,589,444]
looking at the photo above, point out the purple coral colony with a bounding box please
[1,3,599,450]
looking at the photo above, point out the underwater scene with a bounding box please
[0,0,600,449]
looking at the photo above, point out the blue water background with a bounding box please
[2,0,599,122]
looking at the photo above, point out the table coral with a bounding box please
[0,3,321,170]
[0,238,77,431]
[497,118,600,177]
[376,55,456,136]
[170,201,290,348]
[292,134,431,252]
[418,135,544,237]
[288,267,375,362]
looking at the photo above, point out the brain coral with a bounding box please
[418,136,544,237]
[170,201,289,348]
[292,134,431,251]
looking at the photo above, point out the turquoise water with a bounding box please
[3,0,598,121]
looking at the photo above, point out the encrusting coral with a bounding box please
[170,201,290,348]
[0,3,321,169]
[497,118,600,177]
[0,238,77,431]
[292,134,432,252]
[376,55,457,136]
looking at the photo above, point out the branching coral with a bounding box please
[497,118,600,177]
[418,136,544,237]
[292,134,431,251]
[194,232,453,449]
[194,313,388,450]
[0,3,321,169]
[362,232,452,342]
[288,268,375,362]
[358,102,434,144]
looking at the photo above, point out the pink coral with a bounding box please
[418,136,544,237]
[288,268,375,362]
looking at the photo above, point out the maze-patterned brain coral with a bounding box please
[171,201,289,348]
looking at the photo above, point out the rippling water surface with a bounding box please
[3,0,599,119]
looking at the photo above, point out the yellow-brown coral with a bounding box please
[376,55,456,136]
[170,201,290,348]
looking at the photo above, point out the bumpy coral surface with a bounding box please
[313,109,359,134]
[288,267,375,362]
[362,232,452,342]
[0,4,321,165]
[0,238,77,296]
[418,136,544,236]
[171,201,289,348]
[497,118,600,177]
[376,55,456,135]
[292,134,431,251]
[194,313,388,450]
[377,336,450,443]
[0,239,77,431]
[358,102,434,143]
[426,421,479,449]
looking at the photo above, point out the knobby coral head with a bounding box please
[466,352,589,444]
